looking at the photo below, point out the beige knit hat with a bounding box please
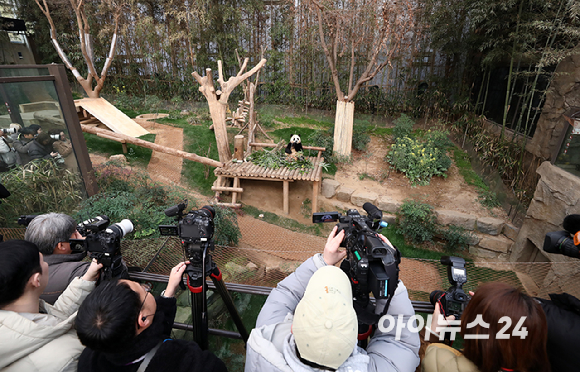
[293,265,358,369]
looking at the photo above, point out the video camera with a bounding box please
[313,203,400,316]
[72,215,133,280]
[158,200,215,262]
[430,256,471,319]
[543,214,580,259]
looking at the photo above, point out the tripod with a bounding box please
[183,240,249,350]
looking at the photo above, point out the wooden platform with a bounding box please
[213,156,324,214]
[74,98,149,138]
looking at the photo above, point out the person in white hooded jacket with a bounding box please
[0,239,102,372]
[245,226,420,372]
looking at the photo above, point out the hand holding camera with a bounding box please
[164,261,188,298]
[81,259,104,282]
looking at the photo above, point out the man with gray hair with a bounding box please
[24,213,128,304]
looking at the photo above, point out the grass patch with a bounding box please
[453,147,487,189]
[156,117,221,195]
[368,127,393,137]
[275,116,333,128]
[453,147,501,209]
[83,133,156,167]
[242,205,324,236]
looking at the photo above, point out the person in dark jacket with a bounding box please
[24,213,128,304]
[13,127,36,165]
[76,262,228,372]
[28,132,58,161]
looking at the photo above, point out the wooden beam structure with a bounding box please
[81,124,224,168]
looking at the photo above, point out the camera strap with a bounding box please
[137,340,163,372]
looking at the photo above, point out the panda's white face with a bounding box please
[290,134,301,144]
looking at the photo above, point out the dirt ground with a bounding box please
[240,135,507,223]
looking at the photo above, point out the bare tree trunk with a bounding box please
[192,58,267,163]
[333,100,355,157]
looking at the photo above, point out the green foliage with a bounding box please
[392,114,415,139]
[452,147,501,209]
[352,126,371,151]
[274,116,333,128]
[442,225,473,252]
[378,224,446,260]
[78,162,242,245]
[213,205,241,246]
[0,160,84,226]
[386,135,452,186]
[246,149,313,172]
[397,200,438,244]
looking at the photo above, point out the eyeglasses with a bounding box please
[139,282,152,311]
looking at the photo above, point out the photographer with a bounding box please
[28,132,59,161]
[13,127,36,165]
[48,129,74,168]
[245,226,420,371]
[24,213,128,304]
[0,128,18,169]
[75,262,228,372]
[422,282,550,372]
[0,240,102,371]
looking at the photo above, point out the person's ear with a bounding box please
[29,273,42,289]
[55,242,68,253]
[137,311,150,331]
[290,324,293,334]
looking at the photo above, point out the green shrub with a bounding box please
[392,114,414,139]
[442,225,473,252]
[81,162,242,244]
[425,129,454,150]
[397,200,438,243]
[386,136,451,186]
[213,205,241,246]
[0,160,84,226]
[352,126,371,151]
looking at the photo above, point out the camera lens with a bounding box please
[107,219,134,237]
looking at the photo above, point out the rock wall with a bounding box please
[321,179,518,259]
[509,161,580,294]
[528,47,580,160]
[510,161,580,262]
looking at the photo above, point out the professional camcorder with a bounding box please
[18,214,38,226]
[543,214,580,258]
[430,256,471,319]
[158,200,215,262]
[72,215,133,280]
[313,203,400,319]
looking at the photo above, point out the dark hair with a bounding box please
[0,240,42,308]
[461,282,551,372]
[28,124,41,134]
[76,279,142,353]
[18,127,35,136]
[36,132,53,146]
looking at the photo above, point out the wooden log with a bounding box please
[312,180,320,214]
[214,176,223,198]
[81,124,223,168]
[283,180,289,215]
[232,177,240,204]
[211,186,244,193]
[234,135,245,160]
[215,202,242,209]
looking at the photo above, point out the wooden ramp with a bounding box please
[75,98,149,138]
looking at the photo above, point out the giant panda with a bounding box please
[285,134,304,160]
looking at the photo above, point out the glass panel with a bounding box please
[555,117,580,178]
[0,79,86,225]
[0,67,50,77]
